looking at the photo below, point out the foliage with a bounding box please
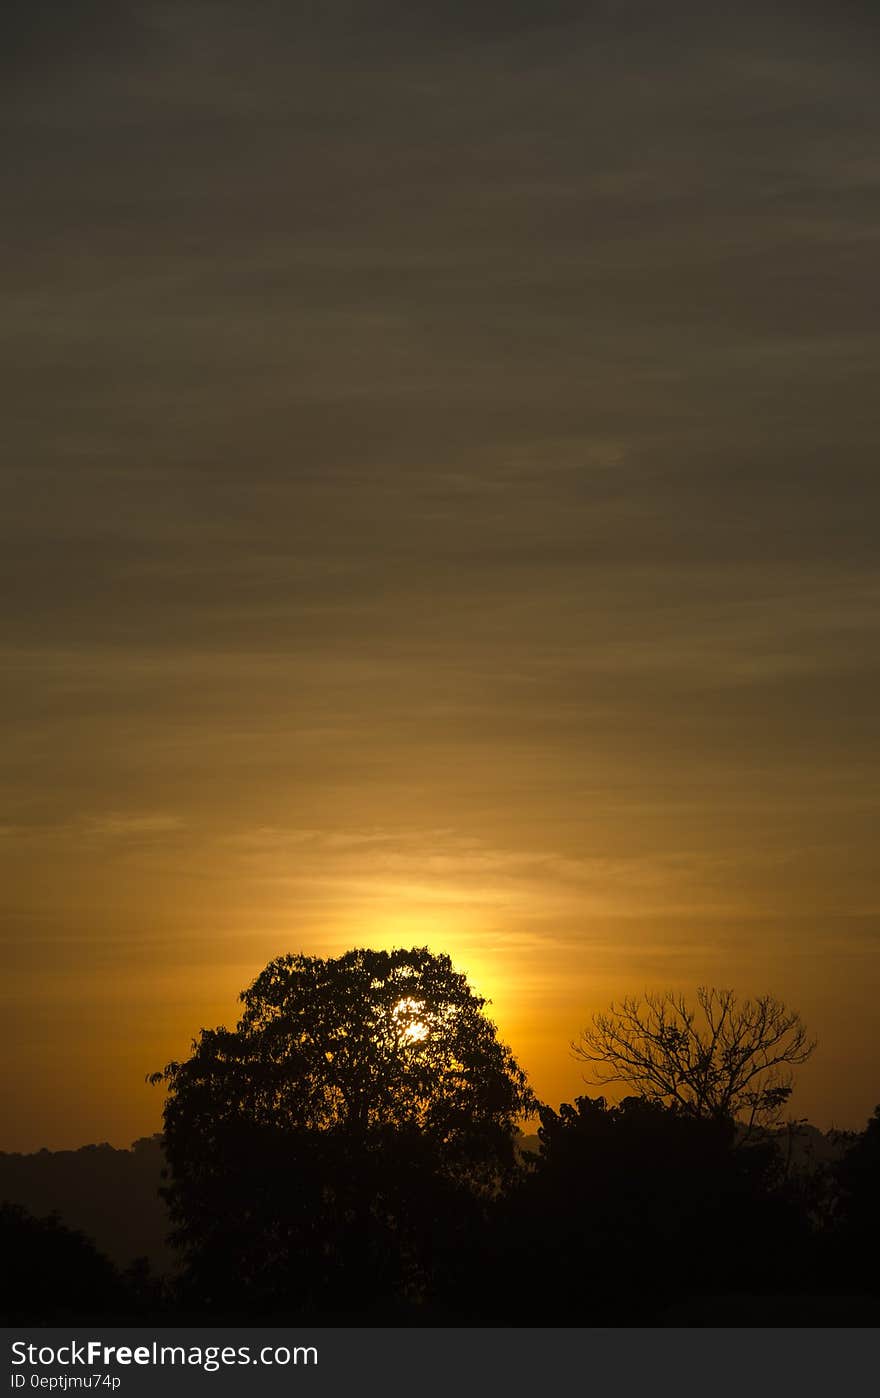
[0,1203,124,1323]
[573,987,815,1129]
[468,1094,805,1325]
[151,947,535,1314]
[835,1104,880,1239]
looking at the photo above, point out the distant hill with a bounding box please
[0,1136,172,1272]
[515,1134,541,1159]
[748,1121,853,1170]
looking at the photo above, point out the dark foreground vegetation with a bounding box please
[3,949,879,1326]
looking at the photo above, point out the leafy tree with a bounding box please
[573,987,815,1130]
[476,1094,802,1326]
[833,1103,880,1289]
[152,947,534,1315]
[0,1203,125,1323]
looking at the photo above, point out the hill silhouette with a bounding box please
[0,1135,171,1272]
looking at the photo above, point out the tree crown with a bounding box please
[573,987,815,1129]
[154,946,535,1185]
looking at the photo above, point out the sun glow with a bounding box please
[393,997,429,1044]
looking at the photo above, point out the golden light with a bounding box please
[393,997,429,1044]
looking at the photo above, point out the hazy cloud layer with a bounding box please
[3,2,879,1146]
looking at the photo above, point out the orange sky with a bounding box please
[3,3,879,1150]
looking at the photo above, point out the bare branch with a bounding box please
[572,988,815,1127]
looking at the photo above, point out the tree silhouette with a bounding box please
[151,947,535,1315]
[832,1103,880,1293]
[0,1203,125,1324]
[473,1093,809,1326]
[573,987,815,1130]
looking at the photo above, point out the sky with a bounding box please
[2,1,879,1150]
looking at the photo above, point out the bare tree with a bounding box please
[573,987,816,1130]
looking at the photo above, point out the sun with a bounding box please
[392,997,429,1044]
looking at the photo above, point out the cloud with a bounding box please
[2,1,161,79]
[78,813,185,838]
[221,823,745,924]
[0,812,185,843]
[3,0,880,1141]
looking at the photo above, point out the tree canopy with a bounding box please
[156,947,533,1173]
[151,947,535,1313]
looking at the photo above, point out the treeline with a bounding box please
[2,1100,879,1326]
[4,951,879,1326]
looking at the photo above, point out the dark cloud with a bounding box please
[2,0,161,77]
[3,0,880,1145]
